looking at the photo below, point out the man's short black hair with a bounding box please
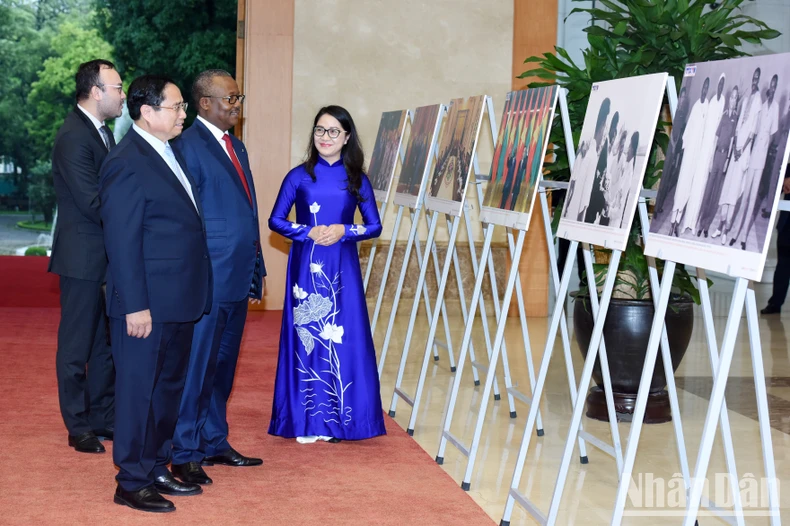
[127,75,177,121]
[191,69,233,105]
[75,59,116,102]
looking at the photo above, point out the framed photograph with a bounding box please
[559,73,668,251]
[645,53,790,281]
[393,104,442,209]
[424,96,486,217]
[480,86,559,230]
[368,109,408,203]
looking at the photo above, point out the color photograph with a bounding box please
[368,109,408,202]
[646,53,790,281]
[425,95,486,216]
[559,73,668,251]
[393,104,443,208]
[480,87,558,230]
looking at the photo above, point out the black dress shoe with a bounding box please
[202,447,263,467]
[114,485,175,513]
[761,304,781,315]
[154,471,202,496]
[93,427,114,441]
[68,431,105,453]
[172,461,213,485]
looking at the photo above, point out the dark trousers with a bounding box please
[769,242,790,309]
[172,299,248,464]
[56,276,114,435]
[112,318,194,491]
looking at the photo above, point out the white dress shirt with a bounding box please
[132,124,198,211]
[197,115,232,160]
[76,103,104,130]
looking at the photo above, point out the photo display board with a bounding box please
[480,86,559,230]
[645,53,790,281]
[393,104,442,209]
[559,73,669,251]
[369,109,408,203]
[424,96,486,217]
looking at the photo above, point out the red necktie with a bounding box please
[222,134,253,204]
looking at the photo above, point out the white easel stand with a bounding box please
[387,95,518,428]
[610,201,784,525]
[375,106,462,376]
[362,110,413,291]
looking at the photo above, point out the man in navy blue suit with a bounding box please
[99,75,213,513]
[170,69,265,486]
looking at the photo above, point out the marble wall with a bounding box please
[291,0,514,244]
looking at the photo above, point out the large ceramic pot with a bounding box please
[572,294,694,423]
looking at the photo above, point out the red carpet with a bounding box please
[0,303,493,525]
[0,256,60,308]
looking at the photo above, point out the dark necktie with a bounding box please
[222,134,253,204]
[99,125,115,150]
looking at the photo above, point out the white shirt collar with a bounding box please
[76,104,104,131]
[197,115,229,142]
[132,123,169,155]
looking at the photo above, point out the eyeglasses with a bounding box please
[204,94,246,105]
[99,83,124,94]
[313,126,345,139]
[151,102,189,112]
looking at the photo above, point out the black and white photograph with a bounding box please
[646,53,790,281]
[559,73,668,251]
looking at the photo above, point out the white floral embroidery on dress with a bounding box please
[292,284,308,300]
[290,222,303,229]
[319,323,344,344]
[349,224,366,236]
[292,201,352,426]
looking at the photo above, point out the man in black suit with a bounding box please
[49,59,125,454]
[100,75,212,513]
[762,174,790,315]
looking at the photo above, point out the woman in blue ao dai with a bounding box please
[268,105,386,443]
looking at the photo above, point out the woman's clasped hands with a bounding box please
[308,224,345,246]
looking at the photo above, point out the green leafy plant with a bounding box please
[522,0,779,302]
[24,245,48,256]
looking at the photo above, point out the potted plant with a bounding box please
[521,0,778,422]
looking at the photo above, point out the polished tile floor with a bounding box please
[372,279,790,525]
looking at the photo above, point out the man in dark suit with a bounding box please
[170,70,265,486]
[762,173,790,315]
[49,59,125,454]
[100,75,213,513]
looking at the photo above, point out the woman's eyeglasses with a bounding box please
[313,126,345,139]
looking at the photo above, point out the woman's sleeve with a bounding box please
[341,176,382,243]
[268,170,312,242]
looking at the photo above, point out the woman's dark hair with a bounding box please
[304,105,366,202]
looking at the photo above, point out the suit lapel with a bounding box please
[128,129,201,220]
[173,146,205,219]
[72,108,109,152]
[195,120,253,209]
